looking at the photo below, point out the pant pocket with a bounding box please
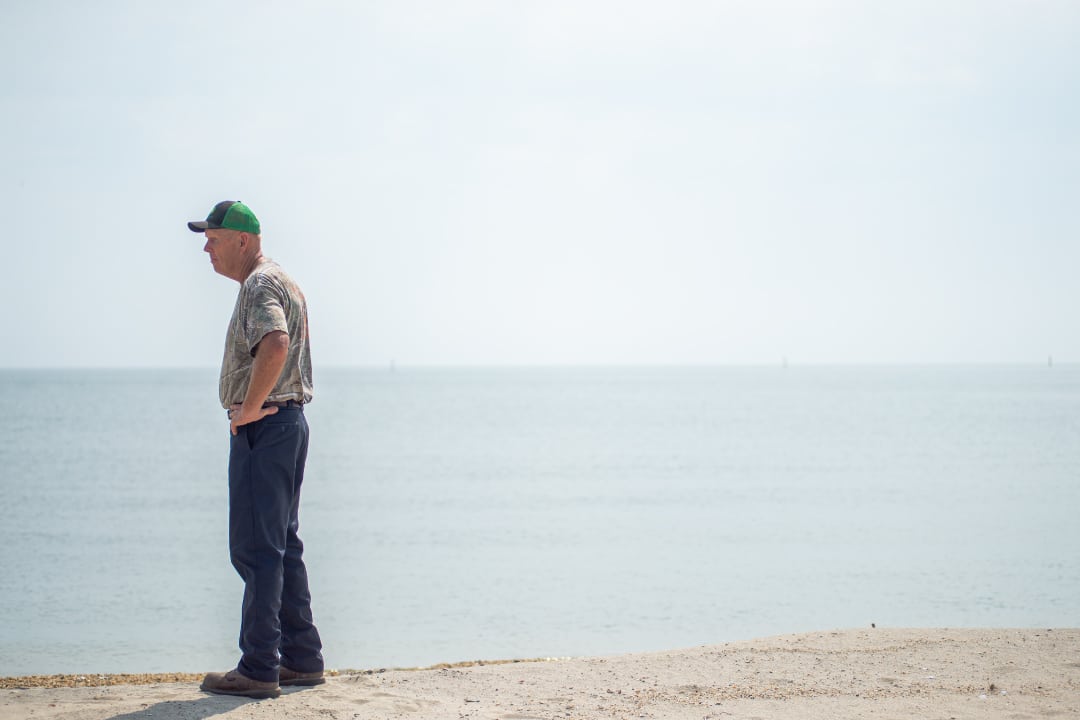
[231,425,256,452]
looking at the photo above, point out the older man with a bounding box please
[189,200,324,699]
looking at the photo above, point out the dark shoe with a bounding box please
[279,666,326,686]
[200,669,281,699]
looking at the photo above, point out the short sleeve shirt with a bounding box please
[219,258,313,408]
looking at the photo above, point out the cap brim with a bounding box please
[188,221,211,232]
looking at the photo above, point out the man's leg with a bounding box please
[227,411,308,683]
[278,411,324,673]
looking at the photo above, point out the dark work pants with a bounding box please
[228,406,324,682]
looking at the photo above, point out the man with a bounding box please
[188,200,325,699]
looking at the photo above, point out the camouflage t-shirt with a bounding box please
[219,258,313,408]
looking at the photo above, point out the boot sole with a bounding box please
[280,677,326,687]
[201,684,281,699]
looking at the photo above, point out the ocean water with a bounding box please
[1,365,1077,676]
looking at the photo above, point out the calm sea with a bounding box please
[1,366,1077,676]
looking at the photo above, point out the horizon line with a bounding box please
[0,360,1073,372]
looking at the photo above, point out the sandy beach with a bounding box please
[3,628,1077,720]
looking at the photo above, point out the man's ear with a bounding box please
[238,232,249,250]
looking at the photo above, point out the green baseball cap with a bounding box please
[187,200,261,234]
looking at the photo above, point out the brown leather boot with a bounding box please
[279,666,326,686]
[200,669,281,699]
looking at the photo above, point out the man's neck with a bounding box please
[236,252,267,283]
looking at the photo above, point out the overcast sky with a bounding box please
[2,1,1078,367]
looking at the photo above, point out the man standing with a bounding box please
[189,200,325,699]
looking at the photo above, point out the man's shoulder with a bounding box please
[243,259,290,289]
[243,259,306,305]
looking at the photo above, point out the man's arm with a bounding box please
[229,330,290,436]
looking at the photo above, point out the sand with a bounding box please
[2,628,1077,720]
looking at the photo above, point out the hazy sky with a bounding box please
[3,1,1078,367]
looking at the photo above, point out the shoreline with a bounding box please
[3,628,1077,719]
[0,657,556,690]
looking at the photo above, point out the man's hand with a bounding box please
[229,403,279,436]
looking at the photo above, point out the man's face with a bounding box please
[203,229,244,279]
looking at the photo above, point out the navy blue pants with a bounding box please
[228,406,323,682]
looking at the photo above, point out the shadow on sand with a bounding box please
[104,686,314,720]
